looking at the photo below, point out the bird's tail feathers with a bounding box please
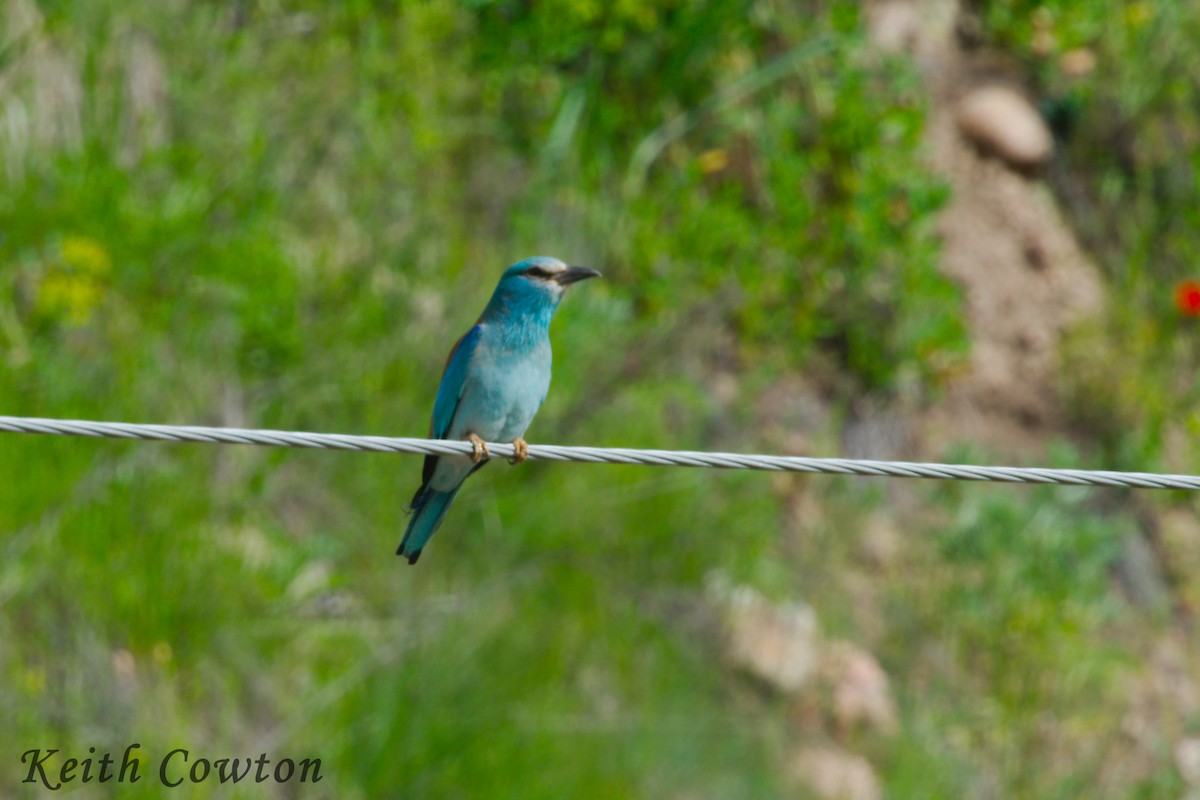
[398,484,461,565]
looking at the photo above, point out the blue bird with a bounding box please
[398,256,601,564]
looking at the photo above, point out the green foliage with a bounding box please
[2,2,940,795]
[0,0,1188,796]
[978,1,1200,468]
[883,480,1135,798]
[491,1,965,391]
[619,53,959,390]
[933,487,1123,705]
[471,0,756,152]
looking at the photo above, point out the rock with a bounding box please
[859,513,902,569]
[923,81,1106,454]
[866,1,922,54]
[1176,738,1200,785]
[823,641,899,734]
[790,747,882,800]
[1060,48,1097,77]
[111,648,137,688]
[712,578,820,694]
[956,86,1054,169]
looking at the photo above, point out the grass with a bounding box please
[2,0,1200,796]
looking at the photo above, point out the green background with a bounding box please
[3,1,1200,797]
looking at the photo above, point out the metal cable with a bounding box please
[2,415,1197,490]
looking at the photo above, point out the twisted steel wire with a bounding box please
[2,415,1198,490]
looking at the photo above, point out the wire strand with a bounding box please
[1,415,1198,491]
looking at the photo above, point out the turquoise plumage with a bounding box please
[398,257,600,563]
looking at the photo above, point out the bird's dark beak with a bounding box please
[554,266,602,286]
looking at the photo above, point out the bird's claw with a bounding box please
[467,433,490,464]
[509,437,529,466]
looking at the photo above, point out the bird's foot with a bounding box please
[509,437,529,466]
[467,433,490,464]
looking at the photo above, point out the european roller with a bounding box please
[398,256,601,564]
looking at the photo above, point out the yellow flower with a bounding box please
[35,235,112,325]
[60,235,112,276]
[1125,2,1153,28]
[152,641,173,666]
[698,148,729,174]
[22,666,46,694]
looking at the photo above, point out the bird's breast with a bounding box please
[451,336,551,443]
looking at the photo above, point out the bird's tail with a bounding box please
[398,484,461,565]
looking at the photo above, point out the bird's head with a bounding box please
[485,256,601,317]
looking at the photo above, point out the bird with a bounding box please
[398,256,601,564]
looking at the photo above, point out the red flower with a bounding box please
[1176,281,1200,317]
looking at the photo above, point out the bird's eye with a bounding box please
[525,267,550,279]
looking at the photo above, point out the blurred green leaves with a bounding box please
[979,1,1200,468]
[2,3,965,794]
[485,0,965,391]
[4,0,1191,797]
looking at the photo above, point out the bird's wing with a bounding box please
[431,323,483,439]
[417,324,484,490]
